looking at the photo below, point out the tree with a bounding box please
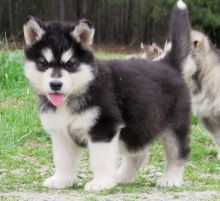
[1,0,220,47]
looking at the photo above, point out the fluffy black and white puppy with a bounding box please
[23,0,191,191]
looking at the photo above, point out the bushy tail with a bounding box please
[163,0,191,71]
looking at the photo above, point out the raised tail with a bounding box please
[163,0,191,71]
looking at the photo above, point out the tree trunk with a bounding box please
[59,0,65,20]
[125,0,134,44]
[8,0,13,39]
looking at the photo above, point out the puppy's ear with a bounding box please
[193,40,199,48]
[23,16,45,45]
[193,39,205,50]
[71,19,95,46]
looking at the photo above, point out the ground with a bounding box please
[0,50,220,201]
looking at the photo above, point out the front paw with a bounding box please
[84,179,117,192]
[156,175,183,187]
[43,175,73,189]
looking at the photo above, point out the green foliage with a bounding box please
[192,115,199,125]
[0,50,26,93]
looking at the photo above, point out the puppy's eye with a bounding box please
[66,61,76,66]
[37,59,50,71]
[39,59,49,66]
[65,60,78,71]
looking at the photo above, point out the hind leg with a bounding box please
[157,129,189,187]
[202,117,220,160]
[210,132,220,160]
[157,88,191,187]
[116,148,148,184]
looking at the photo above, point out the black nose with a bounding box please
[50,82,63,91]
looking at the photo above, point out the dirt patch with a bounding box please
[1,191,219,201]
[0,98,24,109]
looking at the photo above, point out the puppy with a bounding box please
[126,42,163,60]
[23,0,191,191]
[140,42,164,59]
[181,29,220,160]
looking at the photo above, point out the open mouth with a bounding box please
[47,93,66,107]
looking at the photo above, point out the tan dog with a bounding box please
[154,30,220,160]
[183,30,220,160]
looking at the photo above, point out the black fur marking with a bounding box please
[202,117,220,133]
[65,82,97,113]
[192,68,202,94]
[67,94,92,113]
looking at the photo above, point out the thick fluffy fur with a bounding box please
[157,28,220,160]
[23,1,191,191]
[159,28,220,159]
[181,30,220,159]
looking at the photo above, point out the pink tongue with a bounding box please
[48,93,65,107]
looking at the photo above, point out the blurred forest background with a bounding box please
[1,0,220,48]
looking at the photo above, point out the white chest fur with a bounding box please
[40,103,100,139]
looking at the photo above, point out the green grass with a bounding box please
[0,50,220,196]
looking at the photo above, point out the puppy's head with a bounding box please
[23,16,95,107]
[191,30,211,55]
[140,42,163,60]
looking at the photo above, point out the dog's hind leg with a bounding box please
[157,129,188,187]
[202,117,220,160]
[210,131,220,160]
[116,148,148,184]
[157,71,191,188]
